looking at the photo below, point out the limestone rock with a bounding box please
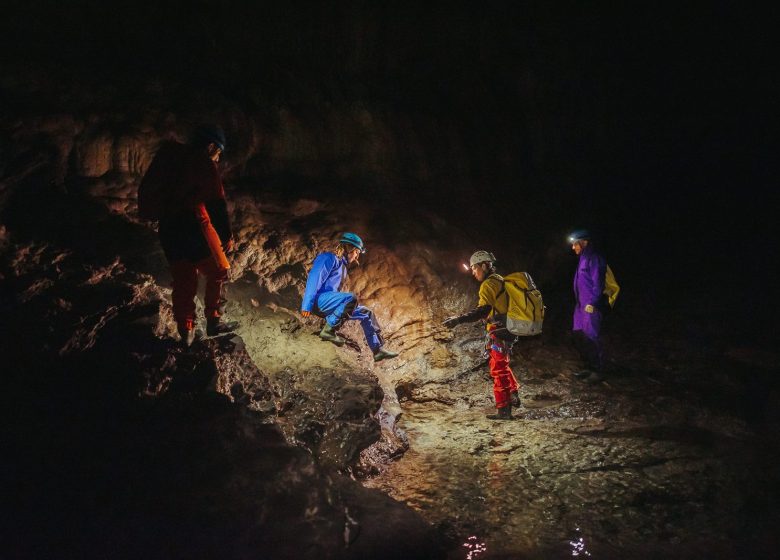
[75,131,113,177]
[113,133,154,175]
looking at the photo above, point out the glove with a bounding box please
[442,316,461,328]
[584,304,594,314]
[301,310,311,318]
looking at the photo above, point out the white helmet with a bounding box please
[469,250,496,267]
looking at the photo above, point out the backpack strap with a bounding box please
[486,274,511,317]
[489,273,506,298]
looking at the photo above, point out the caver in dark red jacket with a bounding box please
[141,126,239,345]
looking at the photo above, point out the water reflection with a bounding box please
[462,535,488,559]
[568,526,592,557]
[365,401,744,557]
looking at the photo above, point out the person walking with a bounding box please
[301,233,399,362]
[139,124,239,346]
[442,251,520,420]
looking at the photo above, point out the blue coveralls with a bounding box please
[301,252,383,352]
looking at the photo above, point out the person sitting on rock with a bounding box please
[442,251,520,420]
[300,232,399,362]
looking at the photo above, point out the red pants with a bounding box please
[489,338,518,409]
[170,257,227,331]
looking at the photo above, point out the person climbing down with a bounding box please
[442,251,521,420]
[300,233,399,362]
[138,124,239,347]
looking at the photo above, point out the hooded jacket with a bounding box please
[152,142,232,263]
[449,273,515,339]
[574,244,606,310]
[301,252,349,312]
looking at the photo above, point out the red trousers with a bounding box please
[170,257,227,331]
[489,338,519,409]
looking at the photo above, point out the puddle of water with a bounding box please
[568,527,593,557]
[364,401,752,558]
[461,535,488,559]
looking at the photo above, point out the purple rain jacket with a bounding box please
[573,244,606,340]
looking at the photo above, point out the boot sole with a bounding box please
[374,354,398,362]
[320,337,345,347]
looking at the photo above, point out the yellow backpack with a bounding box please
[604,265,620,308]
[496,272,545,336]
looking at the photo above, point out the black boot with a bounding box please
[486,404,513,420]
[319,323,345,346]
[584,371,604,384]
[179,326,205,347]
[207,318,240,337]
[178,327,196,347]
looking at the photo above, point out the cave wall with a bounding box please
[1,1,776,344]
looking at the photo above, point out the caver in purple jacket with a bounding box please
[573,243,606,341]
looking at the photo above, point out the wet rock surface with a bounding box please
[0,185,444,558]
[365,335,780,558]
[2,322,443,559]
[2,167,779,558]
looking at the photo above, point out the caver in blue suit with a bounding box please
[301,251,384,352]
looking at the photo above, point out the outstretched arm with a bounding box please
[443,304,492,328]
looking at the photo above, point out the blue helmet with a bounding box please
[193,125,226,152]
[340,232,365,253]
[567,229,591,243]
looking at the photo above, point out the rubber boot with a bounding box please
[178,326,196,348]
[207,318,240,337]
[319,323,345,346]
[373,347,399,362]
[572,370,593,380]
[585,371,604,384]
[510,391,521,408]
[486,404,513,420]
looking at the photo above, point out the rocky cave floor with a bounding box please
[364,336,780,559]
[2,180,780,559]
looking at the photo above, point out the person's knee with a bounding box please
[342,293,358,315]
[356,305,375,320]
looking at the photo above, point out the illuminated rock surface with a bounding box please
[2,165,778,558]
[2,4,779,558]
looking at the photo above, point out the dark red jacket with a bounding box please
[145,141,232,262]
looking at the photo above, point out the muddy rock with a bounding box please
[276,367,382,469]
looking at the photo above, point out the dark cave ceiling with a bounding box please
[0,1,776,324]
